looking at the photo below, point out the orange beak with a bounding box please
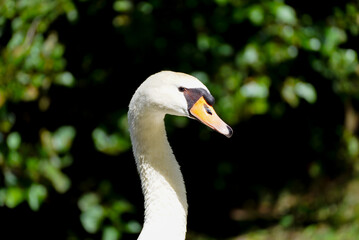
[189,96,233,138]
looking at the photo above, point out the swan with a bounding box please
[128,71,233,240]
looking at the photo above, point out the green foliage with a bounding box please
[78,181,140,239]
[0,0,76,107]
[236,224,359,240]
[281,77,317,108]
[0,0,77,225]
[0,126,75,209]
[92,115,130,155]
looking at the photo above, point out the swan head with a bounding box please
[130,71,233,138]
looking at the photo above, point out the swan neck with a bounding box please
[129,110,188,240]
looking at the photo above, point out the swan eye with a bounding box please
[178,87,186,92]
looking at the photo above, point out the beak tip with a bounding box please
[225,125,233,138]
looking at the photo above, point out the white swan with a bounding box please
[128,71,232,240]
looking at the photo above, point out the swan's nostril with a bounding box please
[204,105,212,115]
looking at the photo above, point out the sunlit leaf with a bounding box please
[322,26,347,55]
[5,187,24,208]
[248,5,264,25]
[92,128,130,155]
[294,82,317,104]
[240,44,259,65]
[52,126,76,153]
[275,5,297,25]
[6,132,21,150]
[55,72,75,87]
[42,162,71,193]
[112,200,133,213]
[4,169,17,185]
[125,220,141,234]
[113,0,133,12]
[240,76,270,99]
[347,134,359,157]
[78,193,101,211]
[282,78,299,107]
[248,99,268,114]
[7,150,22,167]
[102,226,120,240]
[80,205,105,233]
[7,32,25,50]
[28,183,47,211]
[240,81,268,98]
[282,78,316,107]
[308,38,321,51]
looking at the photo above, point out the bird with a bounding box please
[128,71,233,240]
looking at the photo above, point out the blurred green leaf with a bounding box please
[52,126,76,153]
[282,78,317,107]
[5,187,24,208]
[275,4,297,25]
[347,135,359,157]
[322,26,347,55]
[6,132,21,150]
[80,205,105,233]
[248,5,264,25]
[92,127,130,155]
[7,150,22,167]
[113,0,133,12]
[240,78,269,99]
[4,169,17,185]
[294,82,317,104]
[102,226,120,240]
[280,214,294,228]
[55,72,75,87]
[125,220,141,234]
[28,183,47,211]
[112,200,133,214]
[237,44,260,67]
[42,162,71,193]
[79,185,139,237]
[78,193,101,212]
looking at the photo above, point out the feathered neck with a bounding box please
[128,102,188,240]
